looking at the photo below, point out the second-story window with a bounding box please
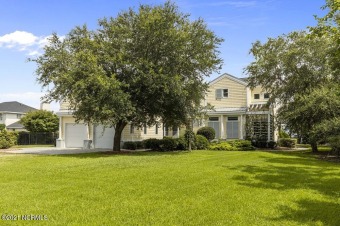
[130,124,134,134]
[215,89,229,99]
[254,94,260,99]
[223,89,228,98]
[264,93,270,99]
[16,114,22,119]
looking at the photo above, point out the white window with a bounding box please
[254,94,260,99]
[215,89,228,99]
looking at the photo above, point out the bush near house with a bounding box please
[0,130,18,149]
[195,135,210,150]
[208,140,255,151]
[208,142,238,151]
[174,137,187,150]
[197,127,215,141]
[278,138,296,148]
[122,141,137,150]
[227,140,256,151]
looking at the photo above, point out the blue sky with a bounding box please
[0,0,327,110]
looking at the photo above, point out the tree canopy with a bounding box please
[245,29,339,152]
[20,110,59,133]
[31,1,223,151]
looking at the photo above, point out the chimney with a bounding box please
[40,102,50,111]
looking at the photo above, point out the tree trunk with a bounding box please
[310,141,318,153]
[113,120,127,152]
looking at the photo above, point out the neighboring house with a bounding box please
[56,73,278,149]
[0,101,37,131]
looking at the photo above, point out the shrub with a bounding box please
[208,142,237,151]
[143,138,161,151]
[278,138,296,148]
[197,127,215,141]
[227,140,255,151]
[0,130,18,149]
[0,124,5,131]
[195,135,209,150]
[160,137,178,151]
[251,138,268,148]
[267,141,277,149]
[175,137,187,150]
[135,141,145,149]
[122,141,137,150]
[279,129,290,138]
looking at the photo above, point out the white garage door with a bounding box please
[94,125,115,149]
[65,123,88,148]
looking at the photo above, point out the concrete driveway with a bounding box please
[1,147,111,155]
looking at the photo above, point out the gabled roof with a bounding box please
[209,73,248,86]
[0,101,36,113]
[6,121,24,129]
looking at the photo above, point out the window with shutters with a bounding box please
[215,89,228,99]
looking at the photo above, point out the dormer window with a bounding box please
[264,93,270,99]
[254,94,260,99]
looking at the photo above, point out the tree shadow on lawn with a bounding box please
[225,151,340,225]
[269,199,340,226]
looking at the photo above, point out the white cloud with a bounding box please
[0,31,58,56]
[0,92,59,112]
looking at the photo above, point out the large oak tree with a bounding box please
[31,1,223,151]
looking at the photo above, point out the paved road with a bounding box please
[1,147,112,155]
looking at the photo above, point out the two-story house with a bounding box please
[0,101,37,131]
[56,73,277,149]
[200,73,278,141]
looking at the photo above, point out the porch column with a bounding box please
[56,116,65,148]
[267,113,271,142]
[240,115,243,139]
[220,115,224,139]
[58,117,62,139]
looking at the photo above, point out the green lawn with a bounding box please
[0,150,339,226]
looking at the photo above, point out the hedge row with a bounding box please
[123,135,210,151]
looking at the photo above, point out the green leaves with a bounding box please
[30,1,223,150]
[20,110,59,133]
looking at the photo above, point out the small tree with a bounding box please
[20,110,59,133]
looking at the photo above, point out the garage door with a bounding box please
[94,125,115,149]
[65,123,88,148]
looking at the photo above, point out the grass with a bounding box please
[0,150,339,226]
